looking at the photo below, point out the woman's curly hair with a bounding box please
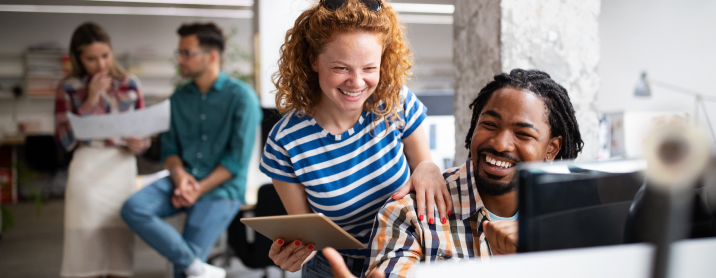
[272,0,413,123]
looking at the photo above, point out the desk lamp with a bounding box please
[635,72,716,147]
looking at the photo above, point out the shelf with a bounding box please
[0,74,23,79]
[25,95,55,100]
[26,51,65,58]
[0,94,55,101]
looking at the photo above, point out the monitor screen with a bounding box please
[517,159,646,253]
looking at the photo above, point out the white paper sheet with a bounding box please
[68,100,170,140]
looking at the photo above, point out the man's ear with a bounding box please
[210,49,220,65]
[546,135,563,162]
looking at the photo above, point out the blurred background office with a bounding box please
[0,0,714,277]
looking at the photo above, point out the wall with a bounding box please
[598,0,716,150]
[0,12,253,55]
[0,11,253,134]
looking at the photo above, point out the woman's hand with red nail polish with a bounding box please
[394,162,453,228]
[268,239,315,272]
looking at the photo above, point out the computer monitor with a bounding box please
[517,159,646,253]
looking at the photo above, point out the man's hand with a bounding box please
[170,167,201,208]
[172,183,202,208]
[482,220,518,255]
[323,248,384,278]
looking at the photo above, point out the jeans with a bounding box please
[302,251,364,278]
[120,177,241,278]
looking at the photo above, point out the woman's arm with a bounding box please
[55,81,77,152]
[268,179,317,272]
[273,179,313,214]
[395,123,453,225]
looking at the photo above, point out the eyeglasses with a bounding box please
[174,49,209,59]
[321,0,382,12]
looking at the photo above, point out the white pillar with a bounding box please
[257,0,312,108]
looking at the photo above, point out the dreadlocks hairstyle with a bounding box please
[272,0,412,123]
[464,69,584,160]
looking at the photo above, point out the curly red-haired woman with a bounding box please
[259,1,452,276]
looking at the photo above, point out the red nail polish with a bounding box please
[418,215,424,221]
[277,239,284,245]
[429,218,434,225]
[295,241,301,246]
[442,217,446,224]
[448,211,452,216]
[308,244,315,250]
[392,194,397,198]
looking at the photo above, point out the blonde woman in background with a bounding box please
[55,22,149,278]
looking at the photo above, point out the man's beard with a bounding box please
[472,147,520,196]
[475,173,518,196]
[180,65,206,79]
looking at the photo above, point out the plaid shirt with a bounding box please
[363,158,493,278]
[54,74,149,152]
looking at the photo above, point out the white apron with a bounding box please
[61,146,137,277]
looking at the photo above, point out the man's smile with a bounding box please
[480,153,517,178]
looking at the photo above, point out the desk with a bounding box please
[668,237,716,277]
[416,244,654,278]
[0,134,25,204]
[415,238,716,278]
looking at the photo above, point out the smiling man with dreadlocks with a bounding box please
[321,69,585,278]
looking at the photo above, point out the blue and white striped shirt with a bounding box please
[260,88,427,256]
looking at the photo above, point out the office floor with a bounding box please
[0,200,302,278]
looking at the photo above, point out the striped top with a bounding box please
[260,87,427,256]
[362,158,493,278]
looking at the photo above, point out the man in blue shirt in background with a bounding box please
[122,22,262,278]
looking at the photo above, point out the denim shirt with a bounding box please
[161,71,262,202]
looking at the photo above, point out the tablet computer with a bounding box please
[240,213,365,250]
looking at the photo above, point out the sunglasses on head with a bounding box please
[321,0,382,12]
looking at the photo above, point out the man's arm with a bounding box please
[175,92,261,205]
[164,155,183,173]
[217,88,262,186]
[364,196,424,278]
[173,164,235,207]
[198,165,233,191]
